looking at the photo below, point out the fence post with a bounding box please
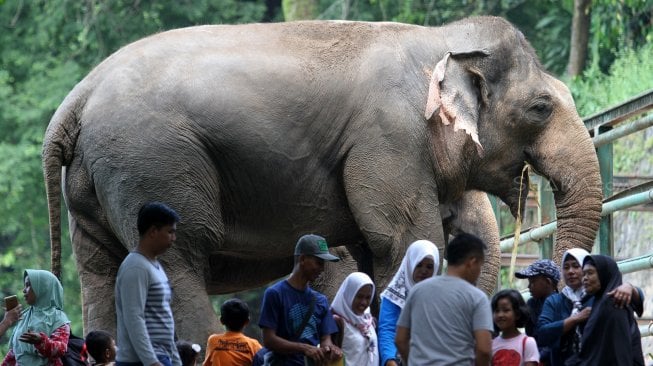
[596,126,613,256]
[539,178,555,259]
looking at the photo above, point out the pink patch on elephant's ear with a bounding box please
[424,52,484,157]
[424,53,450,122]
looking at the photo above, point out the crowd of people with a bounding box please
[0,201,646,366]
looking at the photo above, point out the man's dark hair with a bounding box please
[137,202,180,236]
[220,298,250,332]
[85,330,113,363]
[445,233,486,265]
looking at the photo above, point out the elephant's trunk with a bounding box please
[528,95,603,264]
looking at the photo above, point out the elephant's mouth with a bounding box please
[503,171,530,218]
[497,159,532,219]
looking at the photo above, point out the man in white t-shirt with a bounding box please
[395,233,494,366]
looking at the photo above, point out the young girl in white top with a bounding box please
[491,289,540,366]
[330,272,378,366]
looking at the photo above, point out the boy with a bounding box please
[86,330,117,366]
[203,298,262,366]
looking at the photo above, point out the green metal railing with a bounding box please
[499,189,653,251]
[617,253,653,274]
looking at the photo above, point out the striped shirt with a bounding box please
[115,252,181,366]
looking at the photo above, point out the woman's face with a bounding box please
[412,257,435,283]
[351,284,373,315]
[23,276,36,305]
[562,258,583,290]
[582,263,601,295]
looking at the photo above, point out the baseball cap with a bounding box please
[294,234,340,262]
[514,259,561,283]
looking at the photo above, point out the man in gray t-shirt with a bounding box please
[115,202,182,366]
[396,233,493,366]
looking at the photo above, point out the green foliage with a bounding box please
[570,41,653,118]
[569,38,653,178]
[587,0,653,72]
[569,37,653,180]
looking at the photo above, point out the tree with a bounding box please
[567,0,592,76]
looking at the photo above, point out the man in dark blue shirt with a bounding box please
[258,234,343,366]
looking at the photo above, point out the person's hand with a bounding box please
[386,360,399,366]
[323,344,343,361]
[572,307,591,324]
[304,344,327,364]
[18,331,43,345]
[607,283,633,308]
[3,304,22,326]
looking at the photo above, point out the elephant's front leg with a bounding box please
[443,190,500,294]
[343,147,445,293]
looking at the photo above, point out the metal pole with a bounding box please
[596,126,613,256]
[500,189,653,251]
[593,114,653,147]
[618,253,653,274]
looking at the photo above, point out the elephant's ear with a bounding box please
[425,50,490,156]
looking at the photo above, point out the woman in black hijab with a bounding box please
[569,255,644,366]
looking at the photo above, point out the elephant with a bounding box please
[42,16,603,343]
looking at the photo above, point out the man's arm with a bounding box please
[262,328,325,363]
[116,265,160,366]
[473,329,492,366]
[607,283,644,316]
[395,325,410,363]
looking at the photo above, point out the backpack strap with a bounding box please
[293,295,316,340]
[521,334,532,362]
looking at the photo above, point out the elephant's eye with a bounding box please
[525,97,553,124]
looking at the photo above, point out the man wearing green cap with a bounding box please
[257,234,343,366]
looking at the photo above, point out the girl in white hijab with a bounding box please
[377,240,439,366]
[330,272,377,366]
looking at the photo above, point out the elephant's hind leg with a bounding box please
[69,214,126,337]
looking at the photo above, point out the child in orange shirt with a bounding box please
[203,298,262,366]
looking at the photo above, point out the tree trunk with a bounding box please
[282,0,317,21]
[567,0,592,77]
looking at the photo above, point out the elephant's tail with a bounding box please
[42,87,86,279]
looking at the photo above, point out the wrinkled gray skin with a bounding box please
[315,190,501,298]
[43,17,603,343]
